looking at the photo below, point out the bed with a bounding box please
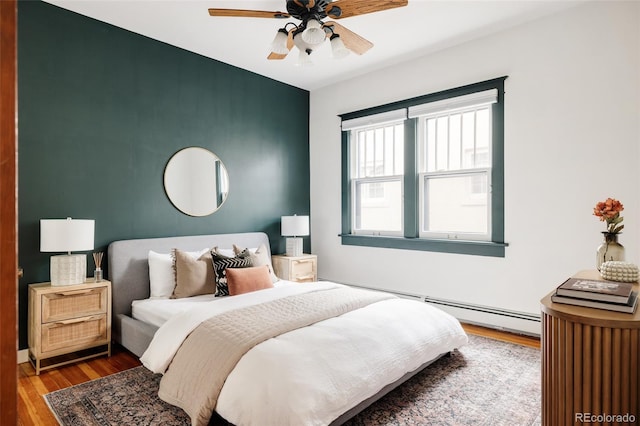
[108,232,468,426]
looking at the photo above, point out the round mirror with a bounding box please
[163,147,229,217]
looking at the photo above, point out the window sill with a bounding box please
[340,234,507,257]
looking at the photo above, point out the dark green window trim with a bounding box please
[340,234,507,257]
[340,76,508,257]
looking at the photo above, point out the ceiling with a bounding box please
[43,0,583,91]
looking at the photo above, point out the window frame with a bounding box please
[340,77,508,257]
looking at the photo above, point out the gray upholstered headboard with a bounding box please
[107,232,272,355]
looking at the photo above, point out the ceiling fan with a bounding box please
[208,0,408,65]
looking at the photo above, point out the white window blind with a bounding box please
[408,89,497,118]
[342,109,406,131]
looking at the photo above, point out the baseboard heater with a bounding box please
[423,296,541,323]
[346,283,424,301]
[343,282,540,332]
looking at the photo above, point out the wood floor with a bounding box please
[17,323,539,426]
[461,322,540,349]
[18,346,141,426]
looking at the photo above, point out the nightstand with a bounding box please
[28,280,112,375]
[272,254,317,283]
[540,270,640,424]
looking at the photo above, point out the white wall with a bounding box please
[309,1,640,334]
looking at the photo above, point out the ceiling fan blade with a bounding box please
[208,8,290,19]
[267,52,288,60]
[325,0,408,19]
[293,0,316,8]
[268,30,295,60]
[324,21,373,55]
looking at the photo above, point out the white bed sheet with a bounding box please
[131,279,297,328]
[132,294,218,328]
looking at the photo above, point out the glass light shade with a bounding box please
[330,34,350,59]
[301,19,326,45]
[296,48,313,67]
[292,32,305,49]
[270,29,289,55]
[293,33,313,66]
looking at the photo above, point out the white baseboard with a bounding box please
[18,349,29,364]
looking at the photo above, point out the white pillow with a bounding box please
[148,248,209,298]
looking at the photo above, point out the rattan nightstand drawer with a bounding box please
[29,280,112,375]
[41,314,108,353]
[41,286,108,323]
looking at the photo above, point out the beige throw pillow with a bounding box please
[233,243,279,283]
[171,248,216,299]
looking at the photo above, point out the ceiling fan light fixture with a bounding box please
[270,28,290,55]
[330,33,349,59]
[293,31,309,50]
[209,0,407,65]
[296,48,314,67]
[301,18,326,45]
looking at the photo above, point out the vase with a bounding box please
[596,232,625,271]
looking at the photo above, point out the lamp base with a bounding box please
[285,237,303,257]
[50,254,86,286]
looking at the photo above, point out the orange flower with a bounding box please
[593,198,624,233]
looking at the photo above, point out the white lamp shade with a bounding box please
[281,215,309,237]
[40,218,95,253]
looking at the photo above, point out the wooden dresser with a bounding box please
[540,270,639,425]
[28,280,111,375]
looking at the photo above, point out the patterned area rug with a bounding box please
[45,334,541,426]
[346,334,541,426]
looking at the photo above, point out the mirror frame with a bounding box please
[163,147,229,217]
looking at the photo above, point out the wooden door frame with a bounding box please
[0,0,18,422]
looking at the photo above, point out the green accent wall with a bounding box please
[17,1,310,349]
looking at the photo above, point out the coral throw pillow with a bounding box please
[225,265,274,296]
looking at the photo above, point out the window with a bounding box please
[340,77,507,257]
[415,93,494,240]
[351,122,404,235]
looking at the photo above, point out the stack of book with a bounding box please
[551,277,638,313]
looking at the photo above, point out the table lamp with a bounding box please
[281,215,309,257]
[40,218,95,286]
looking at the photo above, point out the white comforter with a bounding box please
[141,282,468,426]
